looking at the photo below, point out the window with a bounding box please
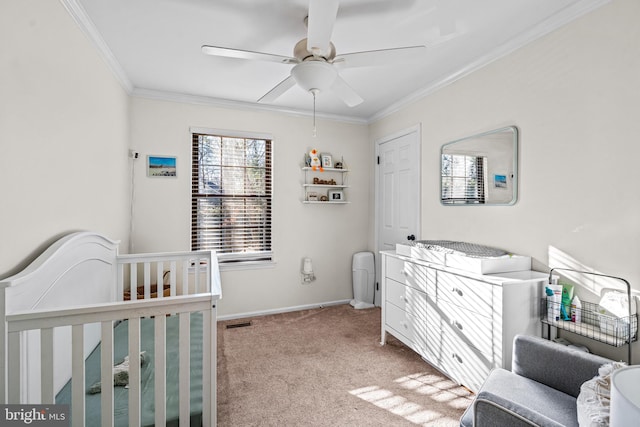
[192,130,272,264]
[441,154,486,204]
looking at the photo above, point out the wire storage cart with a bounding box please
[540,268,638,364]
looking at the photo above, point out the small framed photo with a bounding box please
[328,190,344,201]
[321,154,333,168]
[494,174,507,188]
[307,192,318,202]
[148,156,177,177]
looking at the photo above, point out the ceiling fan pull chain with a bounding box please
[312,89,317,137]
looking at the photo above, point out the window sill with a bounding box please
[219,260,277,272]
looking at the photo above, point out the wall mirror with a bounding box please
[441,126,518,205]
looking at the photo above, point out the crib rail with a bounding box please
[117,250,217,300]
[6,294,216,427]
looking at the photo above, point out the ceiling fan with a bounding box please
[201,0,428,108]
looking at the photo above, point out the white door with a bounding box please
[375,126,421,304]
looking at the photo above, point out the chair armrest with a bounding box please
[473,391,564,427]
[511,335,613,397]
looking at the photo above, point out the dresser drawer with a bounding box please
[439,331,491,392]
[386,256,435,294]
[437,298,493,356]
[385,302,427,353]
[385,278,428,321]
[437,271,493,317]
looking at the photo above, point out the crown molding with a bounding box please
[131,88,368,125]
[368,0,611,123]
[62,0,609,126]
[60,0,134,93]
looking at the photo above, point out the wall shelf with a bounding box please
[301,165,349,204]
[302,201,350,204]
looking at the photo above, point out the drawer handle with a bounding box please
[451,287,463,297]
[452,353,462,364]
[400,321,408,329]
[451,320,463,331]
[400,269,406,276]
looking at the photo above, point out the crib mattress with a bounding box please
[56,312,204,427]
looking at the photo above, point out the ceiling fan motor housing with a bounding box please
[294,38,336,62]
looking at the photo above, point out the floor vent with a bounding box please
[226,321,252,329]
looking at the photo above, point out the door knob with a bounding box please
[407,234,416,241]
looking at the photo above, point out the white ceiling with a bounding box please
[68,0,608,122]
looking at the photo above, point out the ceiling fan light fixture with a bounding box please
[291,61,337,93]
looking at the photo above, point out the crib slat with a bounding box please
[128,318,141,427]
[206,260,211,292]
[8,331,21,403]
[72,325,85,427]
[156,263,163,298]
[154,315,167,425]
[143,263,151,299]
[195,260,201,293]
[202,308,215,426]
[169,261,177,296]
[117,263,124,301]
[182,262,189,295]
[179,312,190,427]
[101,321,114,427]
[130,265,138,301]
[40,328,54,404]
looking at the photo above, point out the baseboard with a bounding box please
[217,299,352,321]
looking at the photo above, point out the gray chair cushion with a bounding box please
[460,368,580,427]
[512,335,612,398]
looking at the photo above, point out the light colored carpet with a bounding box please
[217,304,473,426]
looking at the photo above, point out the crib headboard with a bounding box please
[2,231,120,313]
[0,231,121,403]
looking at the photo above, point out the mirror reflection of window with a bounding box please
[441,154,487,204]
[440,126,518,206]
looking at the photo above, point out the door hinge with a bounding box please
[377,156,380,165]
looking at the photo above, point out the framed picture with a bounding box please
[494,174,507,188]
[328,190,344,201]
[148,156,177,177]
[307,191,318,202]
[321,154,333,168]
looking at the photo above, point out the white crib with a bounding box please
[0,231,222,426]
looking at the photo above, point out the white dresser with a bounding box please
[381,250,548,392]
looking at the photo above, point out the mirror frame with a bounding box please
[440,126,518,206]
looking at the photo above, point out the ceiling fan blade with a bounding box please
[306,0,339,57]
[331,75,363,107]
[202,45,298,64]
[258,75,297,103]
[334,45,427,68]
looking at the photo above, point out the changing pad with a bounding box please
[396,240,531,274]
[410,240,509,258]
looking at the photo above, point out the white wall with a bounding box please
[129,97,371,317]
[0,0,131,276]
[370,0,640,361]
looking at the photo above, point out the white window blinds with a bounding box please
[441,154,486,204]
[192,132,272,263]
